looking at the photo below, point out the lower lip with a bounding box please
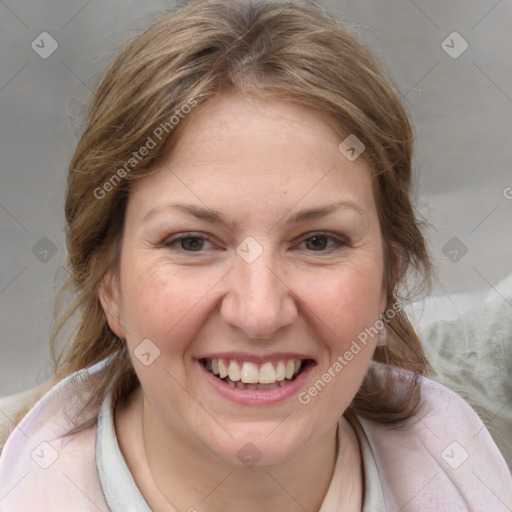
[197,361,315,406]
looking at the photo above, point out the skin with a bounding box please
[100,90,387,512]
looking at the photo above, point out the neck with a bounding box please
[115,387,362,512]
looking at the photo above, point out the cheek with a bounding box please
[293,268,382,424]
[119,259,221,351]
[297,261,384,344]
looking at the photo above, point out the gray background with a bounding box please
[1,0,511,395]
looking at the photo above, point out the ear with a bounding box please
[98,269,126,339]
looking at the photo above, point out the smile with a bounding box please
[200,357,313,390]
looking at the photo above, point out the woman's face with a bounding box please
[102,91,387,466]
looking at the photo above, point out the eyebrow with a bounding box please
[142,200,366,227]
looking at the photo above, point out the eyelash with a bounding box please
[161,231,347,254]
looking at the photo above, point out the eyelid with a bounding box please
[296,230,347,244]
[161,231,348,254]
[160,232,215,251]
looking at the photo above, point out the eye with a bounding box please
[162,233,214,252]
[161,231,347,255]
[297,232,347,252]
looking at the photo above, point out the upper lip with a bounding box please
[197,352,315,364]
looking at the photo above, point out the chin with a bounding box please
[202,422,309,468]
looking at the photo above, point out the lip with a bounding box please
[197,358,316,406]
[197,351,314,364]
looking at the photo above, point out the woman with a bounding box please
[1,1,510,510]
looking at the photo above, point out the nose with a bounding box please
[220,252,298,340]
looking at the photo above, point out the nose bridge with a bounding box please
[221,246,296,338]
[240,254,280,307]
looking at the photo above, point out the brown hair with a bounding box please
[10,0,433,434]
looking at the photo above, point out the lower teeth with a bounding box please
[221,376,292,390]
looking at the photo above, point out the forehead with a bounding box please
[169,91,366,172]
[128,91,377,225]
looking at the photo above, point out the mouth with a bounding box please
[199,357,314,390]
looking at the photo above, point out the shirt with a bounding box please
[95,389,386,511]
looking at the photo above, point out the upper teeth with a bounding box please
[206,358,303,384]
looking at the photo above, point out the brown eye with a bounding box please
[179,237,204,251]
[299,232,346,252]
[305,235,328,251]
[163,233,213,252]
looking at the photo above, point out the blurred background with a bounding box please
[1,0,511,396]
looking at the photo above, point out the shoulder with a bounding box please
[359,364,512,511]
[0,387,44,454]
[0,359,112,510]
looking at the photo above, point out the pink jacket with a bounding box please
[1,359,511,511]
